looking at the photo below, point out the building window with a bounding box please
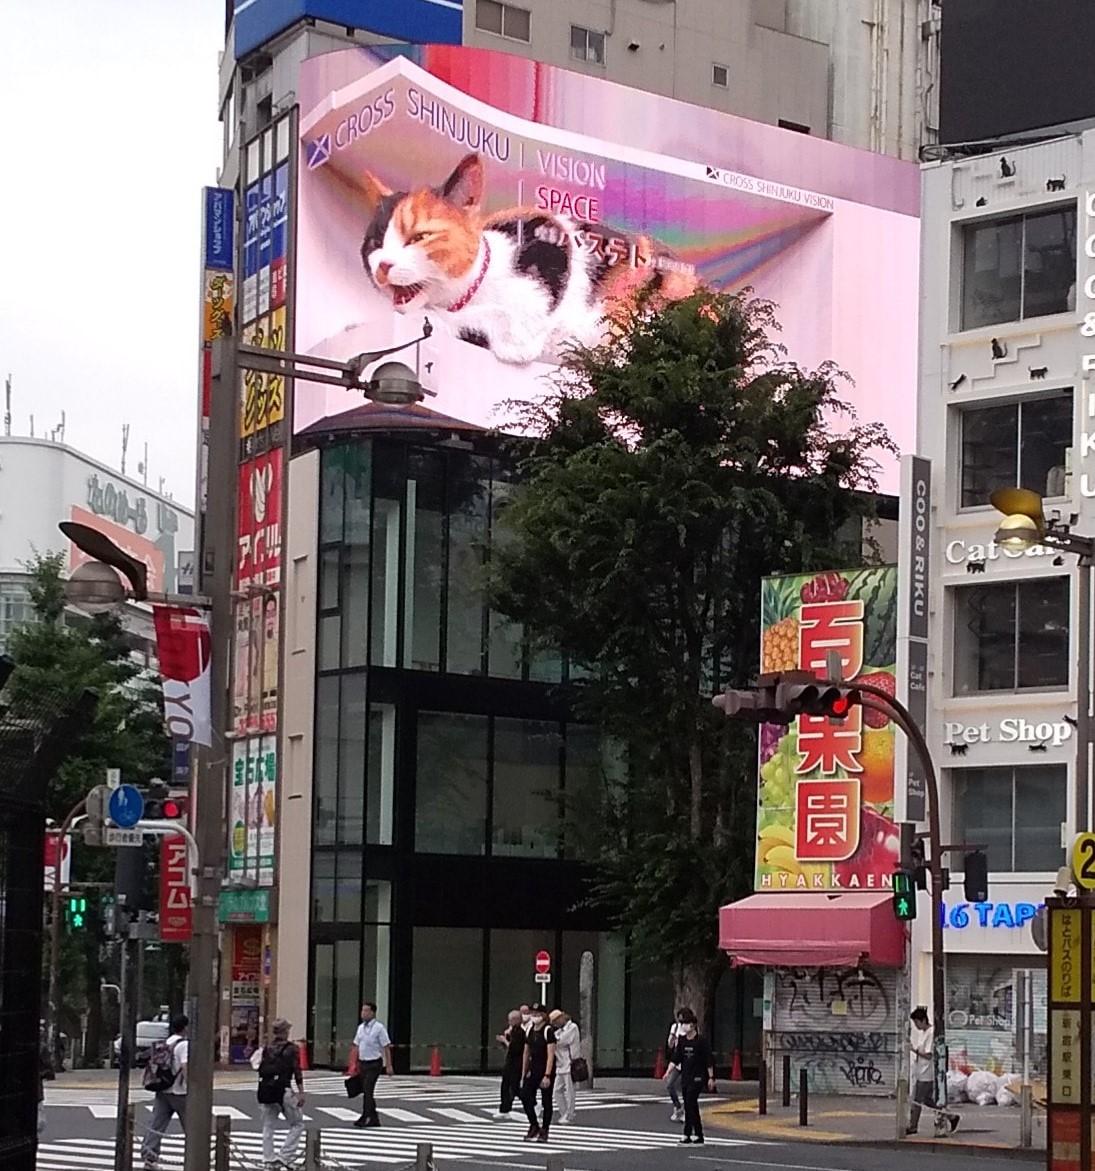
[959,392,1072,508]
[476,0,530,42]
[961,205,1076,330]
[712,63,729,88]
[571,25,606,65]
[415,712,489,854]
[953,577,1070,694]
[953,765,1065,871]
[492,718,562,858]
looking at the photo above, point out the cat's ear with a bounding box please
[440,154,483,211]
[362,171,392,215]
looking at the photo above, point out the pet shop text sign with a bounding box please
[943,717,1073,748]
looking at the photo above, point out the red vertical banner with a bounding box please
[153,606,212,747]
[159,834,192,942]
[236,449,284,591]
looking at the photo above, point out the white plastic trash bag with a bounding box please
[996,1077,1021,1107]
[946,1070,968,1103]
[965,1070,999,1106]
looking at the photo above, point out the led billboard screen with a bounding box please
[296,47,919,490]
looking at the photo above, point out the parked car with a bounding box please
[111,1018,170,1068]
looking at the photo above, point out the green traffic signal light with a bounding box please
[892,870,916,920]
[65,895,87,932]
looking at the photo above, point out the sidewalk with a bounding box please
[703,1092,1046,1157]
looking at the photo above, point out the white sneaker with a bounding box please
[492,1111,510,1120]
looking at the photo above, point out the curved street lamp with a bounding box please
[989,486,1094,832]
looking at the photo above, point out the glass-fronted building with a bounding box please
[274,403,759,1072]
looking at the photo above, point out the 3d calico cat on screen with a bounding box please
[360,152,697,366]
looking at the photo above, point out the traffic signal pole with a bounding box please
[45,796,86,1065]
[831,678,949,1110]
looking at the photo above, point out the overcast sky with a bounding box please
[0,1,225,506]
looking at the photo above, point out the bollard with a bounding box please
[758,1058,767,1115]
[782,1054,791,1108]
[546,1155,566,1171]
[305,1129,322,1171]
[1020,1084,1033,1149]
[416,1141,433,1171]
[798,1068,808,1127]
[214,1114,231,1171]
[895,1076,908,1141]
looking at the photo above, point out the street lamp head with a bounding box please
[365,360,424,406]
[988,486,1045,527]
[64,561,127,613]
[58,520,148,599]
[994,513,1042,551]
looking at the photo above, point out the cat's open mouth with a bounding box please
[390,282,424,308]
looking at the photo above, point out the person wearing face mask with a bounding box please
[665,1009,690,1122]
[519,1003,533,1033]
[663,1010,714,1145]
[520,1004,556,1142]
[493,1010,525,1119]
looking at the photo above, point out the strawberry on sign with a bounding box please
[756,566,899,892]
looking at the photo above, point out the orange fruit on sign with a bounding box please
[858,728,895,806]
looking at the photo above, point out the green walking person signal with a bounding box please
[892,870,916,921]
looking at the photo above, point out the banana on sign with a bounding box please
[755,566,899,893]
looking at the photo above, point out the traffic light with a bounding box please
[64,894,88,933]
[143,779,184,820]
[775,679,861,722]
[892,870,916,921]
[964,850,989,903]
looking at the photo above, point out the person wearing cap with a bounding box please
[257,1018,305,1170]
[906,1006,958,1136]
[549,1009,581,1124]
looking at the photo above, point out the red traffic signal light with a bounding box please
[162,797,184,820]
[775,680,861,722]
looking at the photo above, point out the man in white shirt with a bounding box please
[906,1006,958,1135]
[549,1009,581,1123]
[352,1002,393,1128]
[141,1014,189,1169]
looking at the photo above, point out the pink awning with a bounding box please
[719,891,906,968]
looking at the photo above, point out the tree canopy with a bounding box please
[490,290,894,1025]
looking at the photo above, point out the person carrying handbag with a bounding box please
[548,1009,582,1124]
[255,1018,305,1171]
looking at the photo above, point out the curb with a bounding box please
[702,1099,1044,1159]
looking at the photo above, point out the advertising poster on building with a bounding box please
[229,736,277,886]
[236,448,284,591]
[755,566,898,891]
[229,924,262,1064]
[294,47,918,491]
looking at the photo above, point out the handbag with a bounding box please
[345,1045,363,1097]
[571,1057,589,1083]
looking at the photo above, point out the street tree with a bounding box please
[490,290,894,1029]
[6,552,172,1062]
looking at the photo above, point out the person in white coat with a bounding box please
[549,1009,581,1123]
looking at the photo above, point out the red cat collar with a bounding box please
[447,238,491,313]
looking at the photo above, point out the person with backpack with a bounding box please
[257,1018,305,1170]
[140,1014,188,1169]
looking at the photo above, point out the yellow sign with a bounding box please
[239,308,287,439]
[1073,833,1095,890]
[1051,1009,1082,1104]
[1052,908,1081,1003]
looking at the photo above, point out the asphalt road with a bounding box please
[39,1073,1036,1170]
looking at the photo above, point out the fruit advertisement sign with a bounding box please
[756,567,898,891]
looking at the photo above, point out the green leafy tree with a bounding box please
[490,291,894,1029]
[7,552,172,1062]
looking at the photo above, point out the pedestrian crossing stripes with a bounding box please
[37,1121,760,1169]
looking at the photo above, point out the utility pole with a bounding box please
[183,335,236,1171]
[46,797,87,1062]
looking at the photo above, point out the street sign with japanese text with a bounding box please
[104,828,143,847]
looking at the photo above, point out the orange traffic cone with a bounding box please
[429,1045,442,1076]
[653,1046,665,1079]
[731,1049,743,1081]
[298,1041,310,1072]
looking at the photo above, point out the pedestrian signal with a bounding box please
[892,871,916,921]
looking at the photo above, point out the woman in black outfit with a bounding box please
[520,1004,556,1142]
[665,1009,715,1144]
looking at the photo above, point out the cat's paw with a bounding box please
[489,335,547,365]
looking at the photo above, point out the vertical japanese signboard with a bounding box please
[1046,900,1090,1171]
[755,567,898,891]
[228,736,278,887]
[159,835,193,942]
[897,454,930,822]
